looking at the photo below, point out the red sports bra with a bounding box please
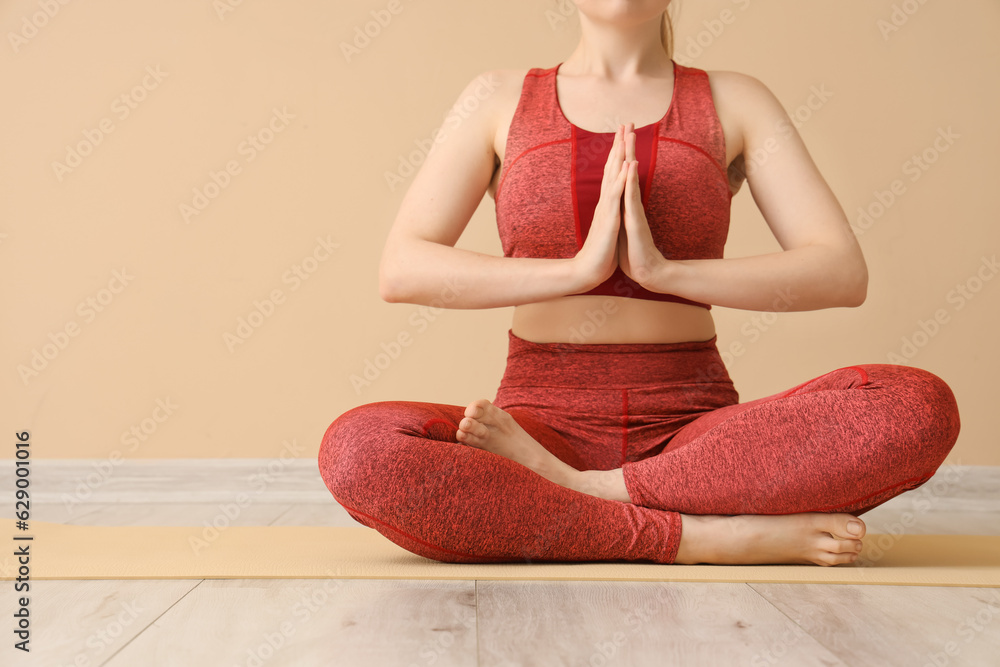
[494,60,733,309]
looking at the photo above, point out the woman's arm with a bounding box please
[379,70,590,309]
[638,70,868,312]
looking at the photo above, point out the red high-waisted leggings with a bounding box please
[318,329,960,564]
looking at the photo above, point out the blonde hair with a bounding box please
[660,10,674,60]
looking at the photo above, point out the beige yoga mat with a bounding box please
[3,519,998,586]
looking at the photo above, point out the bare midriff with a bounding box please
[510,297,716,344]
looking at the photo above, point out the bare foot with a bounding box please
[456,399,594,493]
[674,512,867,566]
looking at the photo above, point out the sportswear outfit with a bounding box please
[317,61,960,564]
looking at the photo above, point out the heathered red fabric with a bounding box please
[317,330,961,564]
[494,60,732,308]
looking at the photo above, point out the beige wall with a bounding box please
[3,0,998,465]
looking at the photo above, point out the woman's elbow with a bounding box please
[841,261,868,308]
[379,266,406,303]
[378,251,406,303]
[843,282,867,308]
[379,277,399,303]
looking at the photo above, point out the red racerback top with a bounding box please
[494,60,733,309]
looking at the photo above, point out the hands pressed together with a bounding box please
[572,122,672,293]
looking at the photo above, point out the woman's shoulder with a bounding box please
[699,67,788,133]
[703,66,800,122]
[698,67,772,102]
[477,66,544,131]
[463,66,538,118]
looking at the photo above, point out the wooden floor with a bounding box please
[3,460,999,666]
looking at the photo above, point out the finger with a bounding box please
[622,162,635,225]
[601,125,624,188]
[602,160,627,207]
[624,162,643,230]
[623,160,637,209]
[604,126,621,172]
[626,123,635,163]
[612,125,626,165]
[608,125,628,172]
[610,163,628,206]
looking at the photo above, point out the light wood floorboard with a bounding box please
[750,583,1000,667]
[1,579,198,667]
[2,460,998,666]
[477,581,847,667]
[102,579,477,667]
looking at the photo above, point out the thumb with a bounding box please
[623,160,638,224]
[627,160,641,203]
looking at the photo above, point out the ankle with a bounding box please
[572,469,631,503]
[674,514,729,565]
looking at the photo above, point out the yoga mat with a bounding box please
[3,519,998,586]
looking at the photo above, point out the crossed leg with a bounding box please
[319,400,685,564]
[455,364,960,565]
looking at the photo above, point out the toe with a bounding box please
[817,550,859,566]
[464,398,491,419]
[480,400,512,427]
[456,424,483,446]
[840,518,866,540]
[460,416,489,439]
[821,536,863,555]
[823,514,866,541]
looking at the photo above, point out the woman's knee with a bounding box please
[317,400,462,498]
[868,364,961,455]
[319,401,405,496]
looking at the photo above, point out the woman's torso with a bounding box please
[487,62,747,345]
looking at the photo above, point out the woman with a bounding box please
[318,1,960,566]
